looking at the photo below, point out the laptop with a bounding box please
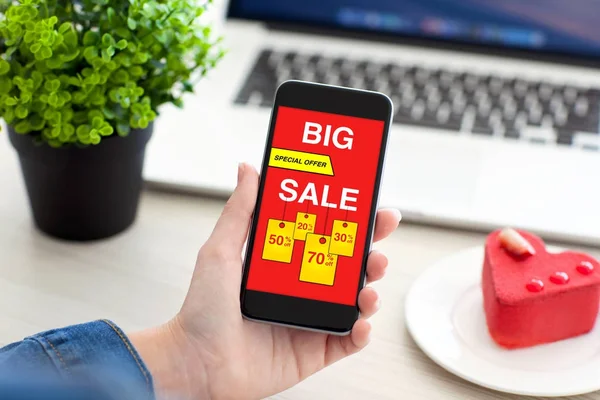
[144,0,600,246]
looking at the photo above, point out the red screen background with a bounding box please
[246,106,385,306]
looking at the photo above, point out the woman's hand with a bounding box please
[130,163,401,400]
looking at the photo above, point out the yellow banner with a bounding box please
[269,148,334,176]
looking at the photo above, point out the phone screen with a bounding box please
[245,105,386,306]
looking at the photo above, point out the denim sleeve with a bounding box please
[0,320,154,400]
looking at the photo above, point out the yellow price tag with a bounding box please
[329,220,358,257]
[262,219,295,263]
[293,212,317,241]
[299,234,338,286]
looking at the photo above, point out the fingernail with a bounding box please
[376,297,382,310]
[369,248,379,254]
[237,163,245,184]
[392,208,402,223]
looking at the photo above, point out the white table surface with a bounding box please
[0,136,599,400]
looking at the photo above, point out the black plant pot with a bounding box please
[8,124,153,241]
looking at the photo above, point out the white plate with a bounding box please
[405,246,600,397]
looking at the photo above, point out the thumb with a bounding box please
[207,163,259,254]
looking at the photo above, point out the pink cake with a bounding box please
[482,229,600,349]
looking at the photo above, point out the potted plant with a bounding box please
[0,0,222,240]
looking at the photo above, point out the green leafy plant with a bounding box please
[0,0,222,147]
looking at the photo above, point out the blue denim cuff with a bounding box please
[26,320,154,400]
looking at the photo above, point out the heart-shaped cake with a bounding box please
[482,229,600,349]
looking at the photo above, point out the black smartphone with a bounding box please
[240,80,393,334]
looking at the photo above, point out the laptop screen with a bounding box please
[228,0,600,61]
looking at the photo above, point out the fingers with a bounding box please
[324,319,372,366]
[366,250,388,284]
[323,288,380,366]
[207,163,259,252]
[349,319,372,349]
[332,286,381,361]
[314,210,398,369]
[357,287,380,319]
[373,208,401,243]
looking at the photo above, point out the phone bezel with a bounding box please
[240,80,393,334]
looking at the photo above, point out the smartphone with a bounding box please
[240,80,393,334]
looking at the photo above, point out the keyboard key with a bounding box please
[521,126,557,142]
[314,70,327,84]
[473,126,494,135]
[384,64,406,80]
[556,131,574,145]
[411,100,425,120]
[477,99,492,116]
[452,96,467,113]
[308,54,321,65]
[488,77,504,95]
[415,68,431,84]
[436,103,451,123]
[514,80,529,97]
[390,95,400,110]
[564,87,578,104]
[463,74,480,89]
[528,107,543,125]
[283,51,297,64]
[329,76,342,87]
[539,84,554,100]
[394,100,462,131]
[564,113,599,133]
[394,103,412,119]
[504,129,520,139]
[554,108,569,127]
[573,132,600,149]
[439,71,457,84]
[366,63,381,77]
[360,74,375,89]
[473,116,494,135]
[503,102,517,120]
[549,94,564,112]
[574,97,589,116]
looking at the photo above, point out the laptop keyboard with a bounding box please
[234,49,600,150]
